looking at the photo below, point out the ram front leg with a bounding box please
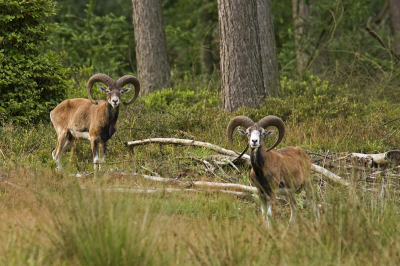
[260,195,273,229]
[97,142,107,169]
[91,138,100,171]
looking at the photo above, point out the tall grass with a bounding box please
[2,169,400,265]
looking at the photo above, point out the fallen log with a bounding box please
[125,138,250,165]
[351,150,400,166]
[91,187,258,198]
[311,164,350,186]
[126,138,349,186]
[136,173,258,193]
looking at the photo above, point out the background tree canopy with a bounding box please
[1,0,399,122]
[50,0,398,87]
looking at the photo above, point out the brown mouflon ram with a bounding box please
[50,73,140,170]
[227,115,319,228]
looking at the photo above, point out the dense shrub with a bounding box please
[144,86,220,112]
[0,0,68,124]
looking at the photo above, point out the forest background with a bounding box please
[3,0,400,265]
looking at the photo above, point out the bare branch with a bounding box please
[125,138,251,160]
[92,187,258,198]
[351,150,400,166]
[141,165,161,176]
[0,173,23,190]
[381,117,400,126]
[311,164,350,186]
[127,138,349,186]
[135,173,258,193]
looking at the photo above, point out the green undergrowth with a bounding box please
[1,75,400,171]
[2,75,400,264]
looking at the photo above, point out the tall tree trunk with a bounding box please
[132,0,171,95]
[257,0,281,97]
[292,0,310,74]
[218,0,281,112]
[390,0,400,57]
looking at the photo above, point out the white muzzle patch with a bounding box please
[249,130,261,148]
[110,96,120,108]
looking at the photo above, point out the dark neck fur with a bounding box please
[107,103,120,123]
[100,103,119,141]
[250,144,273,196]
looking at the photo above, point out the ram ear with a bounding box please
[263,130,275,137]
[98,86,109,92]
[237,128,247,135]
[121,87,132,94]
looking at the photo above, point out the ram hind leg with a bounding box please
[98,142,107,163]
[52,131,71,170]
[305,179,320,226]
[91,139,107,171]
[96,142,107,170]
[91,138,101,171]
[287,192,298,224]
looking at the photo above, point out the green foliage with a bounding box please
[51,6,135,76]
[163,0,218,75]
[144,86,220,112]
[0,0,68,124]
[281,75,339,97]
[237,76,361,121]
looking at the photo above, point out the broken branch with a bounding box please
[311,164,350,186]
[93,187,257,198]
[127,138,349,186]
[135,173,258,193]
[125,138,250,161]
[351,150,400,166]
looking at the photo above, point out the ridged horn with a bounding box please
[116,75,141,105]
[257,115,285,151]
[226,116,255,154]
[86,73,115,104]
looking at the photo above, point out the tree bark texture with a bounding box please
[132,0,171,95]
[257,0,281,97]
[390,0,400,56]
[218,0,281,112]
[292,0,310,74]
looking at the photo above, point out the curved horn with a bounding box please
[226,116,255,154]
[86,73,115,104]
[257,115,285,151]
[116,75,141,105]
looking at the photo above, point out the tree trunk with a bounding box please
[390,0,400,57]
[218,0,281,112]
[292,0,310,74]
[257,0,281,97]
[132,0,171,95]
